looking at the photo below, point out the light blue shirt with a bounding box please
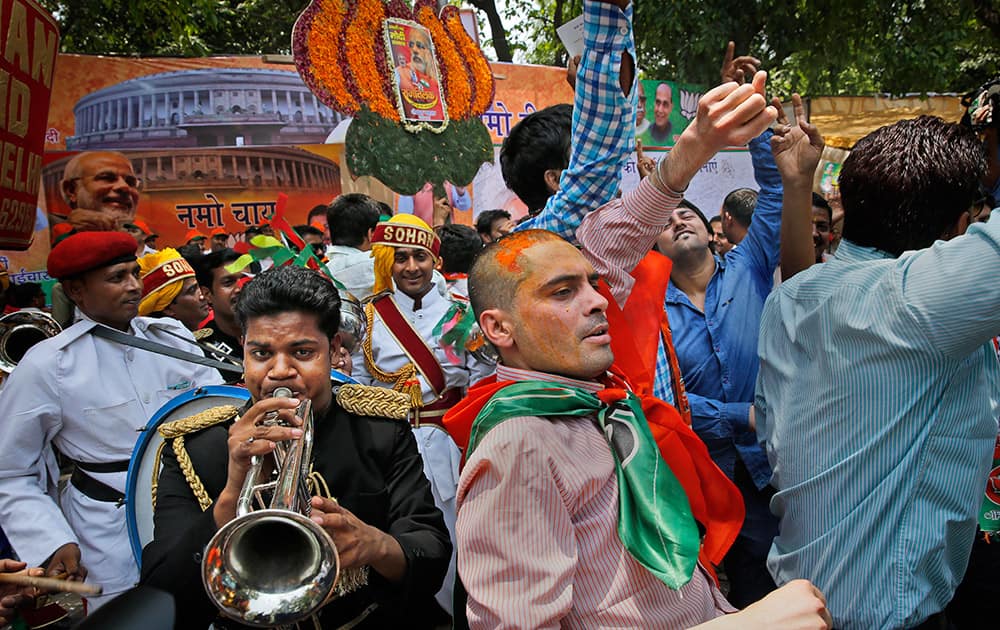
[755,223,1000,629]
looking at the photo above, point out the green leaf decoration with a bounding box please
[345,106,493,195]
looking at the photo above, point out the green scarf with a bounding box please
[467,380,700,589]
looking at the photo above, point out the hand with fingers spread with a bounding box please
[658,70,778,192]
[0,560,44,626]
[770,94,825,187]
[635,139,657,180]
[213,396,304,527]
[310,496,407,583]
[720,41,761,85]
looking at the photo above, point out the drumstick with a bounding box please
[0,573,103,596]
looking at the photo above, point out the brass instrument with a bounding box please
[0,311,62,373]
[202,388,340,627]
[337,289,366,353]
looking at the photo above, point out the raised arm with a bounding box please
[578,71,779,306]
[515,0,636,242]
[773,95,825,279]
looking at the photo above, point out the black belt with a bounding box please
[73,459,129,473]
[70,465,126,505]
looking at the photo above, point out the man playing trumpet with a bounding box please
[141,265,451,629]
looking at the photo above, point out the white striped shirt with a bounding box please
[756,232,1000,628]
[456,368,733,629]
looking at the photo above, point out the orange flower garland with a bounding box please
[344,0,399,121]
[441,5,495,117]
[295,0,359,115]
[414,1,471,119]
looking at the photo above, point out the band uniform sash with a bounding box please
[372,296,447,397]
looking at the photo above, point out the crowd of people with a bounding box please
[2,0,1000,628]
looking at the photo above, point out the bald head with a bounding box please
[470,229,612,378]
[468,229,566,318]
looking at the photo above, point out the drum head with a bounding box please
[125,385,251,567]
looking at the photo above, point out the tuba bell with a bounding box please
[202,388,340,627]
[0,311,62,373]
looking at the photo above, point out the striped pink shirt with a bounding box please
[456,367,734,629]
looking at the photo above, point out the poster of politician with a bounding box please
[386,19,447,123]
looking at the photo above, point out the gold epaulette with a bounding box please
[336,384,411,420]
[153,405,241,512]
[193,327,214,341]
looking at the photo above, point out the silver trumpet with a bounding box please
[202,387,340,627]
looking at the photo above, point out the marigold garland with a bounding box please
[441,5,495,117]
[415,2,472,119]
[344,0,399,121]
[293,0,359,115]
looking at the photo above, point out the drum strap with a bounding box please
[91,325,242,374]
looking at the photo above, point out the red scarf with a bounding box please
[444,262,744,567]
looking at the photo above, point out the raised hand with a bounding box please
[566,54,581,90]
[720,41,760,85]
[636,139,656,180]
[771,94,824,186]
[67,208,118,232]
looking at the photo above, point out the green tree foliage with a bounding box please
[39,0,308,56]
[39,0,1000,95]
[493,0,1000,96]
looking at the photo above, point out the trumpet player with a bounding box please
[142,265,451,629]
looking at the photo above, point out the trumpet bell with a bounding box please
[202,509,340,628]
[0,311,62,373]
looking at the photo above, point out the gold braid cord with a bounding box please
[307,470,370,600]
[152,405,240,512]
[337,384,411,420]
[362,302,423,408]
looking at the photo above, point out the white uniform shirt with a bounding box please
[325,245,451,301]
[351,286,494,614]
[0,315,222,602]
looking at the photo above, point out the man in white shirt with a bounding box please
[0,231,222,608]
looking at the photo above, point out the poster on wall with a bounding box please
[43,144,342,249]
[636,79,706,149]
[386,20,447,123]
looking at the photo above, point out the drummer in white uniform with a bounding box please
[0,231,221,608]
[352,214,494,618]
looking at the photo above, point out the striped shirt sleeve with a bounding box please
[577,175,685,307]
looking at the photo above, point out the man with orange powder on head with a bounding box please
[443,2,830,626]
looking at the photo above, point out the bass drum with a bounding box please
[125,385,251,567]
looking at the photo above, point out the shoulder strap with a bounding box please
[336,383,411,420]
